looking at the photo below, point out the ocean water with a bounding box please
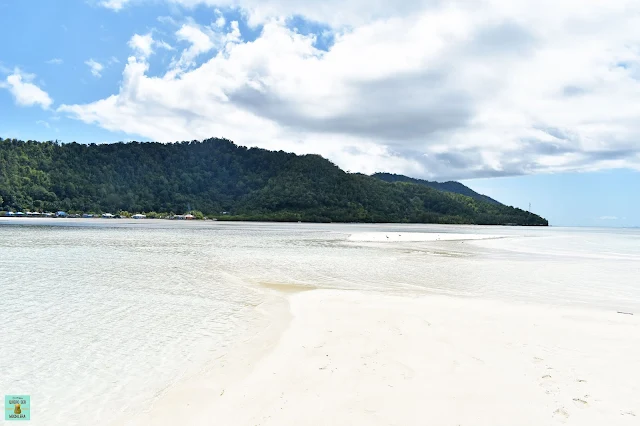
[1,219,638,425]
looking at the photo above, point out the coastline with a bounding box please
[127,289,639,426]
[0,216,548,226]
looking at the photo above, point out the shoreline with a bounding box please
[0,216,548,226]
[111,286,295,426]
[124,289,639,426]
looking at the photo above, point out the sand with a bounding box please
[123,289,639,426]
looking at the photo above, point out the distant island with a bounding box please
[0,138,547,225]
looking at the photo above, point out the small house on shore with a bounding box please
[174,214,194,220]
[132,214,146,219]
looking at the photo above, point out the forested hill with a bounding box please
[0,138,547,225]
[373,173,501,205]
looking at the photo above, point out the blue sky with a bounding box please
[462,170,638,228]
[1,0,639,227]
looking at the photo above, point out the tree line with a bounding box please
[0,138,548,225]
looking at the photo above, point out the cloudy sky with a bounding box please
[0,0,638,226]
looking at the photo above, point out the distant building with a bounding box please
[132,214,146,219]
[102,213,114,219]
[56,211,68,217]
[174,214,195,220]
[15,212,25,217]
[5,211,15,217]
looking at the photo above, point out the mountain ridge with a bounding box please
[372,173,502,205]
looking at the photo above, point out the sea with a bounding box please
[1,219,638,425]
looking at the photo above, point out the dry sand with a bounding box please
[123,289,639,426]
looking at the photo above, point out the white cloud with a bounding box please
[599,216,619,220]
[36,120,50,128]
[128,33,175,59]
[0,69,53,109]
[46,58,63,65]
[65,0,640,179]
[99,0,131,11]
[156,40,174,51]
[214,9,226,28]
[85,59,104,78]
[128,33,155,58]
[173,23,216,70]
[149,0,436,27]
[157,15,178,26]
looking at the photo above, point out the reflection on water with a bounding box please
[0,219,638,425]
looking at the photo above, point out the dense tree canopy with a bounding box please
[0,138,547,225]
[372,173,501,205]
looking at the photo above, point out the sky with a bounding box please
[0,0,638,227]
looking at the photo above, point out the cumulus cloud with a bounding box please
[1,69,53,109]
[69,0,640,179]
[128,33,155,58]
[85,59,104,77]
[46,58,64,65]
[172,23,216,70]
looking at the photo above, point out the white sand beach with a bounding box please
[124,289,639,426]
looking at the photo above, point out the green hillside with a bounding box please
[373,173,501,205]
[0,138,547,225]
